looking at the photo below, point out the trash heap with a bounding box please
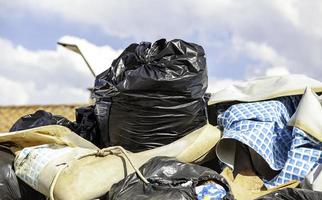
[0,39,322,200]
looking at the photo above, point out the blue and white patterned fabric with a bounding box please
[195,182,226,200]
[217,96,322,188]
[218,96,301,171]
[264,127,322,187]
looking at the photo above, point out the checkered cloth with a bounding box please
[265,127,322,187]
[195,182,227,200]
[217,96,322,188]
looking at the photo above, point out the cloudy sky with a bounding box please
[1,0,322,105]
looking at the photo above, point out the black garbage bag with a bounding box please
[18,179,46,200]
[10,109,103,147]
[94,39,208,152]
[255,188,322,200]
[0,147,45,200]
[75,105,102,148]
[94,100,111,147]
[9,110,76,132]
[0,147,21,200]
[108,157,234,200]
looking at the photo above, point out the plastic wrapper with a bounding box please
[94,39,208,152]
[108,156,234,200]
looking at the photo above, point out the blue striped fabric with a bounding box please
[217,96,322,188]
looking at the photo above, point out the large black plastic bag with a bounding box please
[75,106,103,147]
[0,147,21,200]
[0,147,45,200]
[255,188,322,200]
[10,109,102,147]
[94,100,111,147]
[94,39,208,152]
[108,157,234,200]
[9,110,76,132]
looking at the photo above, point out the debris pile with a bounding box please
[0,39,321,200]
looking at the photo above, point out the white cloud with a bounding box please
[207,77,241,93]
[271,0,300,27]
[0,36,120,105]
[230,37,293,77]
[9,0,320,40]
[58,36,122,75]
[271,0,322,38]
[0,76,29,105]
[233,38,288,67]
[1,0,322,104]
[265,67,290,77]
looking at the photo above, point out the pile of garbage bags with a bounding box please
[0,39,322,200]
